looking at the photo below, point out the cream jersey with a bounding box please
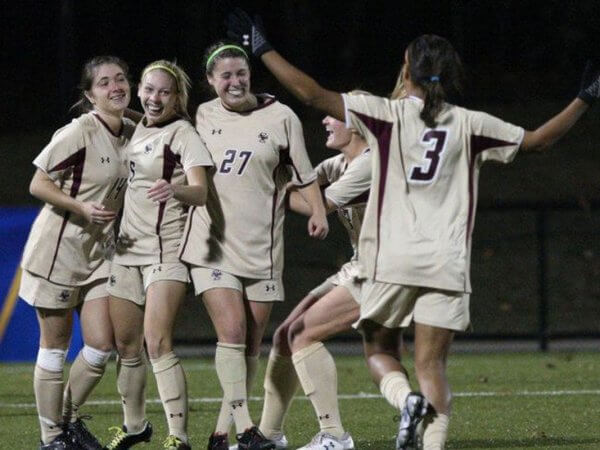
[114,117,213,265]
[342,94,524,293]
[180,95,317,279]
[316,149,371,261]
[21,112,134,285]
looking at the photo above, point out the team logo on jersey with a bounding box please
[152,265,162,274]
[109,275,116,286]
[258,132,269,143]
[211,269,222,281]
[58,290,71,302]
[212,129,222,135]
[265,283,276,292]
[100,156,111,164]
[144,144,153,154]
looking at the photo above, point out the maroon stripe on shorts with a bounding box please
[156,144,181,263]
[47,147,86,279]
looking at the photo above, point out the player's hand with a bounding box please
[80,202,117,224]
[308,213,328,240]
[578,60,600,105]
[226,8,273,57]
[147,179,174,203]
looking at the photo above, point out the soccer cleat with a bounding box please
[163,435,191,449]
[231,432,287,450]
[104,421,153,449]
[296,432,348,450]
[395,392,428,450]
[208,432,229,450]
[68,417,103,450]
[236,426,276,450]
[39,430,77,449]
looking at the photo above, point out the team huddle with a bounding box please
[19,7,600,450]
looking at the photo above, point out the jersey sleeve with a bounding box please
[33,119,85,182]
[315,157,336,186]
[324,150,371,207]
[342,93,394,139]
[285,109,317,186]
[469,111,525,164]
[177,126,214,171]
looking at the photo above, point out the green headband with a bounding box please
[206,45,249,70]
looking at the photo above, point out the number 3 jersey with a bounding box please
[342,94,524,293]
[180,95,317,280]
[114,117,213,266]
[21,112,134,285]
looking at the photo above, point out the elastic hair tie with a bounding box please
[430,76,440,82]
[142,64,180,89]
[206,45,249,70]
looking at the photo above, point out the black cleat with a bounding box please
[207,432,228,450]
[396,392,428,450]
[39,430,77,449]
[104,421,153,449]
[236,426,275,450]
[68,417,103,450]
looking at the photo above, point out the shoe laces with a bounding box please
[105,426,127,449]
[163,435,184,449]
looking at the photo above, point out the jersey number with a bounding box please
[409,130,448,183]
[219,150,253,175]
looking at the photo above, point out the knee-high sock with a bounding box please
[259,350,299,438]
[422,412,449,450]
[292,342,345,439]
[214,343,252,433]
[63,346,110,423]
[117,354,147,433]
[380,370,412,410]
[35,365,64,443]
[215,354,259,434]
[151,351,188,443]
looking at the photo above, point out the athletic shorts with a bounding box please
[19,269,108,309]
[189,266,284,302]
[107,262,189,305]
[309,261,362,303]
[354,279,470,331]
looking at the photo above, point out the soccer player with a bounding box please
[226,10,600,450]
[106,60,213,450]
[178,41,328,450]
[258,107,372,450]
[19,56,134,450]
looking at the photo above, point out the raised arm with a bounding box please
[522,61,599,152]
[226,8,345,121]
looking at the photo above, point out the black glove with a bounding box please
[578,60,600,105]
[226,8,273,58]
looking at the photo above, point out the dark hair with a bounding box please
[406,35,464,128]
[203,40,250,76]
[70,55,130,114]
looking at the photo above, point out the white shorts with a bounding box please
[19,270,108,309]
[190,266,284,302]
[107,262,189,305]
[309,261,362,303]
[355,279,470,331]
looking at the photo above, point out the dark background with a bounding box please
[3,0,600,344]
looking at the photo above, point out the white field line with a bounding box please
[2,389,600,409]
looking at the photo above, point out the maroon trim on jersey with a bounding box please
[349,110,393,275]
[142,115,182,128]
[92,112,124,137]
[342,189,370,207]
[156,144,181,263]
[47,147,87,280]
[221,94,277,114]
[467,135,518,239]
[179,205,196,259]
[280,148,305,185]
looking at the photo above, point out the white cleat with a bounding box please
[297,431,354,450]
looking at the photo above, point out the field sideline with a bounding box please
[1,352,600,449]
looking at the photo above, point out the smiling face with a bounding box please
[207,56,253,111]
[322,115,352,150]
[138,69,178,126]
[85,63,130,115]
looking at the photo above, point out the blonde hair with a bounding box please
[390,65,408,100]
[141,60,192,119]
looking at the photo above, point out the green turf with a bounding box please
[1,352,599,449]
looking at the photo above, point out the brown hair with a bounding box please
[204,40,250,76]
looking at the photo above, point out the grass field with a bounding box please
[1,351,600,449]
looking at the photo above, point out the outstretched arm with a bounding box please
[522,61,599,152]
[226,8,345,120]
